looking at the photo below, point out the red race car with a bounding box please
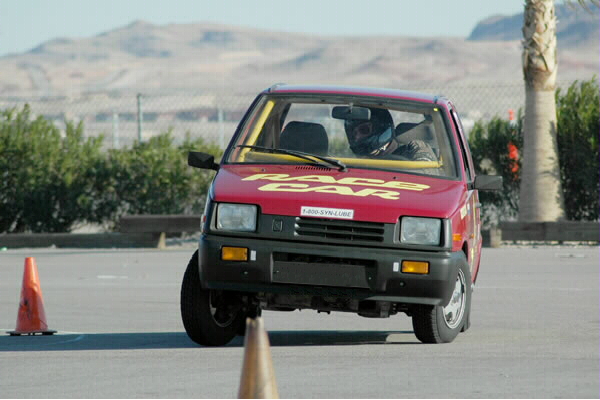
[182,84,502,345]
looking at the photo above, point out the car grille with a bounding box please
[272,252,376,288]
[294,217,385,243]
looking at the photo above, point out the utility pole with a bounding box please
[218,107,224,149]
[112,112,120,148]
[137,93,143,142]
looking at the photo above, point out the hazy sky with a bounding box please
[0,0,534,56]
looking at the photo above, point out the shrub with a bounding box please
[556,77,599,220]
[469,114,522,227]
[0,105,106,232]
[100,132,222,222]
[1,105,221,233]
[469,77,599,225]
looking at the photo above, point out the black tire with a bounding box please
[180,251,246,346]
[411,260,472,344]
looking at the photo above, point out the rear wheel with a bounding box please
[412,261,471,343]
[180,251,246,346]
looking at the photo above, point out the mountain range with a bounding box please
[0,4,597,98]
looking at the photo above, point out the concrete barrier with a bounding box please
[481,228,502,248]
[499,221,599,242]
[119,215,201,234]
[0,215,201,249]
[118,215,201,249]
[0,232,163,249]
[2,217,596,249]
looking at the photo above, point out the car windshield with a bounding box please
[226,94,459,179]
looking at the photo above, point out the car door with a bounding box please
[448,103,481,282]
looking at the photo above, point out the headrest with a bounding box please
[280,121,329,155]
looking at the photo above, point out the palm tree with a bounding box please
[519,0,598,221]
[519,0,564,222]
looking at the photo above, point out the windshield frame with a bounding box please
[222,93,462,181]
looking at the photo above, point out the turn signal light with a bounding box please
[401,260,430,274]
[221,247,248,261]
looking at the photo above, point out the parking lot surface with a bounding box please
[0,246,598,398]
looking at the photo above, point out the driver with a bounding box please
[344,107,436,161]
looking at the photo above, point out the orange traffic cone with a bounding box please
[238,317,279,399]
[8,257,56,336]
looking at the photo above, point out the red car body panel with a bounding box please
[212,165,466,224]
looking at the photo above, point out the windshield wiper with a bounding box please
[236,145,347,172]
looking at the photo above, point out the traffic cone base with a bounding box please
[8,330,57,336]
[8,257,56,336]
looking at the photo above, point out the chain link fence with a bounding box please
[0,81,577,149]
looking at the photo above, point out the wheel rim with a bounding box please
[443,269,466,329]
[208,291,237,328]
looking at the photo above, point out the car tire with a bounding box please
[411,259,472,344]
[180,250,246,346]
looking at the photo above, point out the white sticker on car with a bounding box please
[301,206,354,220]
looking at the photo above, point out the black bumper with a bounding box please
[197,234,463,306]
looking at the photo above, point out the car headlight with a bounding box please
[216,203,257,232]
[400,216,442,246]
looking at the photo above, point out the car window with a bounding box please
[449,106,474,182]
[228,95,459,179]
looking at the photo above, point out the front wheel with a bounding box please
[411,261,472,344]
[180,251,246,346]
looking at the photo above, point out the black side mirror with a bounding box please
[188,151,219,171]
[471,175,503,191]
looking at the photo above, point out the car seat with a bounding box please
[280,121,329,155]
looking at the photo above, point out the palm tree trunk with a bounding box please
[519,0,565,221]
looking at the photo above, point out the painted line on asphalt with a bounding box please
[97,275,129,279]
[46,334,86,345]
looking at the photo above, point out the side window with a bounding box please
[449,106,474,182]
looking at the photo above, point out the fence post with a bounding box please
[218,107,224,149]
[137,93,143,142]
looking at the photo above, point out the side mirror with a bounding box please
[188,151,219,171]
[471,175,503,191]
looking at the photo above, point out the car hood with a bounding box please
[211,165,467,223]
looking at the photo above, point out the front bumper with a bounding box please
[198,233,463,306]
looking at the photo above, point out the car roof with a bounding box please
[264,84,445,105]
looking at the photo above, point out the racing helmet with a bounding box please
[344,107,395,156]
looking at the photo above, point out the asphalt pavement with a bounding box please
[0,245,598,398]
